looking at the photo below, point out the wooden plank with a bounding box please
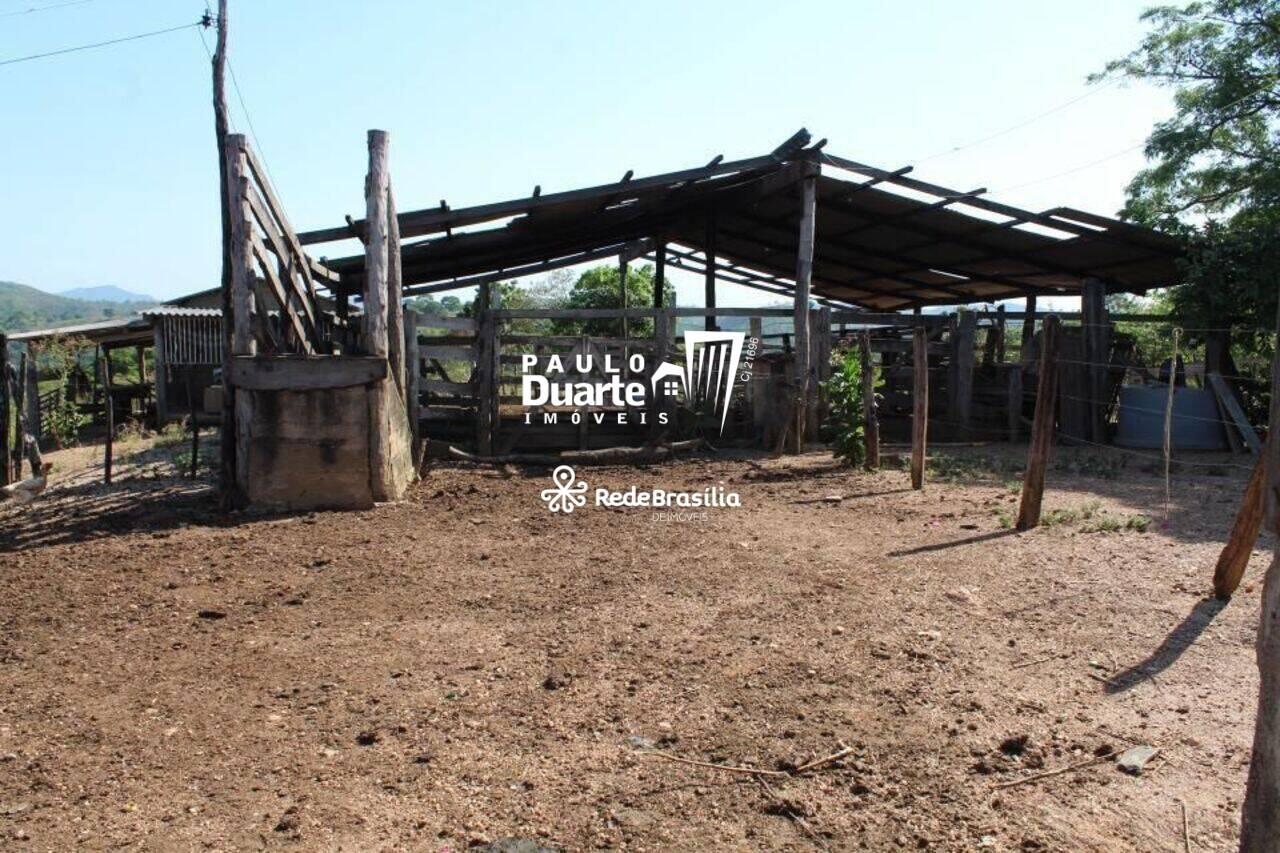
[421,345,477,362]
[1017,315,1061,530]
[861,331,879,470]
[1213,450,1266,599]
[228,355,387,391]
[416,316,476,332]
[911,326,928,490]
[246,185,319,331]
[1020,295,1037,364]
[1209,372,1262,453]
[249,232,314,352]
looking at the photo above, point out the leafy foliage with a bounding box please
[1104,1,1280,417]
[554,264,675,337]
[29,334,93,447]
[823,346,878,467]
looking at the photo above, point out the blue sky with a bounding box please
[0,0,1172,306]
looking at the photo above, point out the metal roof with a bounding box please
[297,129,1183,311]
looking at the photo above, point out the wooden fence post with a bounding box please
[99,350,113,485]
[1239,303,1280,851]
[911,325,928,490]
[225,134,255,357]
[363,130,391,359]
[0,333,9,487]
[1016,314,1061,530]
[860,331,879,471]
[1213,450,1266,599]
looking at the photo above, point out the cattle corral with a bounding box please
[0,439,1267,850]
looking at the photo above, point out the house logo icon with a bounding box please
[650,330,746,433]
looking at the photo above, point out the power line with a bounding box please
[914,80,1118,165]
[0,19,206,67]
[0,0,93,18]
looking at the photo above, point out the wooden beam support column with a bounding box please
[1082,276,1108,444]
[225,134,254,357]
[704,211,717,331]
[1020,295,1037,363]
[99,350,113,485]
[791,173,817,453]
[476,282,495,456]
[911,325,928,490]
[860,330,879,470]
[653,242,666,309]
[1016,315,1061,530]
[949,308,976,434]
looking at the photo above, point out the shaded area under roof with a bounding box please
[299,131,1182,311]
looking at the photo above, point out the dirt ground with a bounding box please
[0,438,1270,851]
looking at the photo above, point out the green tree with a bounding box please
[554,264,676,337]
[1104,0,1280,414]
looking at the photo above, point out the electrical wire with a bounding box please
[914,80,1117,165]
[0,19,205,67]
[0,0,93,18]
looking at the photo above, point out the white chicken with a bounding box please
[1,462,53,505]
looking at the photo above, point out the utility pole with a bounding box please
[211,0,238,509]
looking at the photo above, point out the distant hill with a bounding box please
[60,285,155,303]
[0,281,154,335]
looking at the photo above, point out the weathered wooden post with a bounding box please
[14,351,28,479]
[225,135,254,357]
[363,129,401,496]
[1016,314,1061,530]
[1213,451,1266,599]
[1240,303,1280,851]
[404,308,421,462]
[949,308,976,433]
[653,243,666,308]
[211,0,239,509]
[1020,295,1037,362]
[0,333,9,487]
[911,325,928,490]
[1082,276,1108,444]
[792,171,817,453]
[1007,364,1023,442]
[23,349,39,444]
[704,212,717,332]
[860,331,879,471]
[99,350,113,485]
[386,185,405,398]
[476,282,495,456]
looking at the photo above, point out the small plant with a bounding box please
[994,507,1014,529]
[1084,516,1123,533]
[1125,514,1152,533]
[1041,507,1081,527]
[823,346,879,467]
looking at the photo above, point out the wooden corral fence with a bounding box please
[224,134,346,355]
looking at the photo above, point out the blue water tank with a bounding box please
[1114,385,1227,450]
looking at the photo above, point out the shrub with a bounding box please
[823,346,879,467]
